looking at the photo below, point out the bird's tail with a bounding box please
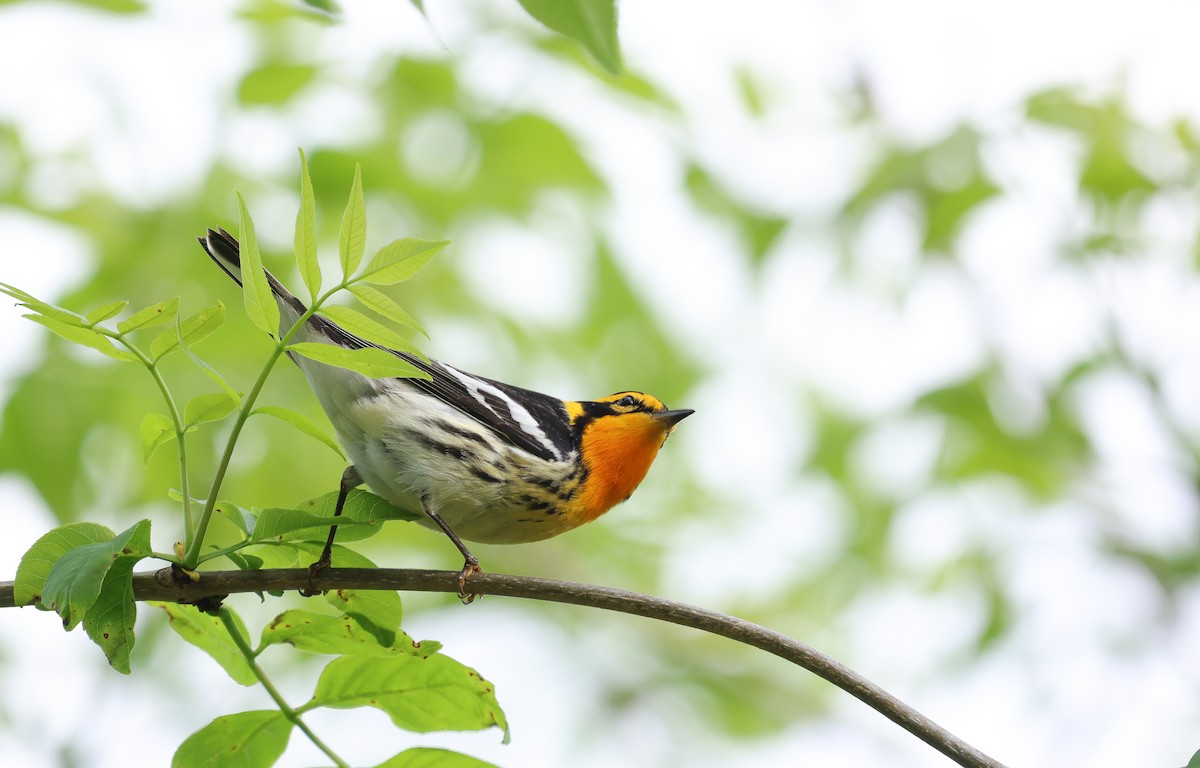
[197,227,311,332]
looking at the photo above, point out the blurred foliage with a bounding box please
[2,0,1200,764]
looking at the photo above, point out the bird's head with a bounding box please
[565,391,693,519]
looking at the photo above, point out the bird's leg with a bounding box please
[302,465,363,596]
[419,494,483,604]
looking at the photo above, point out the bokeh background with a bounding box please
[2,1,1199,766]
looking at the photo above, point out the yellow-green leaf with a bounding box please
[84,300,129,325]
[150,301,225,361]
[349,284,428,338]
[253,405,344,458]
[287,342,429,379]
[237,193,280,335]
[117,296,180,334]
[172,710,292,768]
[354,238,448,286]
[184,392,239,429]
[339,163,366,279]
[517,0,621,74]
[295,148,322,300]
[25,314,135,361]
[318,304,423,356]
[140,412,177,463]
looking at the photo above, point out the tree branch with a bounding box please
[0,568,1007,768]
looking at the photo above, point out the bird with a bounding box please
[197,228,693,598]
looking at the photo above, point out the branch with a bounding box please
[0,568,1007,768]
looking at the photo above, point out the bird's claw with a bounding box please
[300,558,330,597]
[457,559,483,604]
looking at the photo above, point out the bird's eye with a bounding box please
[615,395,638,408]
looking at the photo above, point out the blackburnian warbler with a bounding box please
[198,228,692,596]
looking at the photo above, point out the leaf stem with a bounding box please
[110,334,194,548]
[183,284,343,568]
[217,607,349,768]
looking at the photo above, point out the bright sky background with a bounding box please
[2,1,1200,767]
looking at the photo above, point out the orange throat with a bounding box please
[573,414,670,524]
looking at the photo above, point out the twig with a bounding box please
[0,568,1008,768]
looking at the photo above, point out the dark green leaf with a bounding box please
[172,710,292,768]
[83,554,140,673]
[516,0,621,74]
[14,522,115,606]
[42,519,151,629]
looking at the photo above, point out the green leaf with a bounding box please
[250,489,420,543]
[14,522,115,606]
[237,63,318,106]
[349,284,428,338]
[287,342,429,379]
[25,314,135,361]
[318,304,423,356]
[339,163,366,279]
[375,748,500,768]
[42,519,151,630]
[324,588,416,650]
[260,609,426,657]
[310,655,509,739]
[353,238,448,286]
[301,0,342,13]
[1184,748,1200,768]
[295,148,322,301]
[0,282,89,327]
[184,392,239,430]
[213,499,253,536]
[84,299,129,325]
[172,710,292,768]
[117,296,180,334]
[83,554,140,673]
[151,301,225,361]
[69,0,147,12]
[516,0,621,74]
[155,603,258,686]
[176,314,241,402]
[237,193,280,335]
[242,540,378,570]
[140,412,177,463]
[252,405,344,458]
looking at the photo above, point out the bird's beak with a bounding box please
[652,409,695,427]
